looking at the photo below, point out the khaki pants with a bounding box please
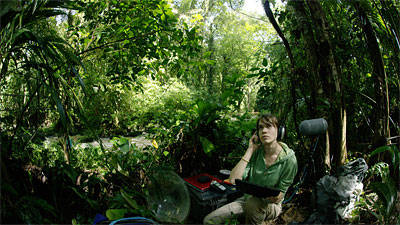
[203,196,282,225]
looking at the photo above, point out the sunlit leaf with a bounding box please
[203,51,212,58]
[106,208,128,221]
[199,136,214,157]
[152,139,158,149]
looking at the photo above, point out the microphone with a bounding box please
[299,118,328,136]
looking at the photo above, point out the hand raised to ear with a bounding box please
[248,132,260,154]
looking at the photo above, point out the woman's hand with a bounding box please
[247,132,261,155]
[266,192,284,203]
[229,132,260,184]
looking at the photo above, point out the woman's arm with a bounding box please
[266,192,284,203]
[229,133,260,184]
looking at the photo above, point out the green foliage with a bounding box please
[105,187,152,221]
[367,145,399,224]
[72,145,106,171]
[150,93,257,175]
[0,0,88,170]
[353,145,399,224]
[106,187,153,220]
[224,215,240,225]
[368,180,397,223]
[370,145,400,180]
[80,76,196,136]
[2,134,165,223]
[1,0,399,224]
[218,113,256,168]
[124,77,195,132]
[9,136,65,168]
[69,0,203,84]
[15,195,57,224]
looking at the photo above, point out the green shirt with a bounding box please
[242,142,298,195]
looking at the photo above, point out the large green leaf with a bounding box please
[49,88,67,130]
[199,136,215,157]
[120,189,139,209]
[370,145,400,169]
[369,179,397,217]
[63,164,78,183]
[111,137,130,154]
[106,209,128,221]
[70,186,97,209]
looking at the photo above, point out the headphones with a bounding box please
[277,125,285,141]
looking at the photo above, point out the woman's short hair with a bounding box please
[256,113,280,131]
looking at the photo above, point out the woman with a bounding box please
[204,114,298,224]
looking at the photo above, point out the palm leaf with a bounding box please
[0,1,20,29]
[49,86,68,131]
[371,145,399,170]
[369,179,397,217]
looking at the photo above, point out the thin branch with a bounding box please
[77,30,158,57]
[263,0,298,135]
[228,0,269,23]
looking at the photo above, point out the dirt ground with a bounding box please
[268,189,314,225]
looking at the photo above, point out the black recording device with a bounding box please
[235,179,280,198]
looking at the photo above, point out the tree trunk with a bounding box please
[354,2,391,149]
[290,0,321,119]
[63,135,70,164]
[292,0,347,167]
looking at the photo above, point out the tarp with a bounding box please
[305,158,368,224]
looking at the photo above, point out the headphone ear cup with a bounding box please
[278,125,285,140]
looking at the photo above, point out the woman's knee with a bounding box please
[203,213,214,225]
[244,197,283,224]
[263,203,282,220]
[244,197,267,223]
[203,200,244,224]
[203,209,225,225]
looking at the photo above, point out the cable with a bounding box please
[109,217,158,225]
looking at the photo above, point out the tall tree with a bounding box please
[310,0,347,167]
[287,0,347,167]
[353,1,390,148]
